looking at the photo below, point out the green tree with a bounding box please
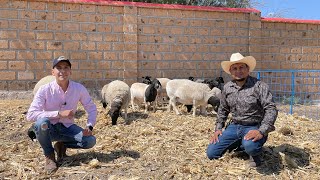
[191,0,252,8]
[126,0,253,8]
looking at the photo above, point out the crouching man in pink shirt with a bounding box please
[27,56,97,174]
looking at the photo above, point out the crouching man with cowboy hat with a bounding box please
[206,53,278,167]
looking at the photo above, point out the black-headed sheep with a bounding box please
[141,76,171,108]
[130,79,162,113]
[193,77,224,90]
[101,80,131,125]
[166,79,221,117]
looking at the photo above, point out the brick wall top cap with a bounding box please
[35,0,260,14]
[262,17,320,25]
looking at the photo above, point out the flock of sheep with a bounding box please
[33,76,224,125]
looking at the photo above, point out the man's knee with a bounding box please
[206,144,222,160]
[242,140,263,155]
[35,118,50,132]
[83,136,96,149]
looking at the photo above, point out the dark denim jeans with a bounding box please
[206,123,267,160]
[34,118,96,156]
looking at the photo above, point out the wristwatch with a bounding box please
[88,126,93,131]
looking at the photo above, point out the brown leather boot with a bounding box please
[54,142,67,162]
[45,153,57,174]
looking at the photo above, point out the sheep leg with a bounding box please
[171,98,181,115]
[200,105,208,116]
[160,91,164,107]
[144,101,149,113]
[167,97,172,112]
[131,99,136,112]
[152,101,157,112]
[192,100,197,117]
[124,107,128,120]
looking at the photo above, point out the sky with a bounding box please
[253,0,320,20]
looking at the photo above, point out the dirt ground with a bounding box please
[0,99,320,180]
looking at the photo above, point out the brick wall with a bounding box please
[259,19,320,70]
[0,0,319,93]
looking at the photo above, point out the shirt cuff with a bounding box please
[86,123,93,127]
[215,123,224,131]
[258,128,267,136]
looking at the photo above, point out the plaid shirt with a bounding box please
[215,76,278,135]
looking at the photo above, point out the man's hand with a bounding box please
[58,110,74,119]
[244,130,263,142]
[82,127,92,136]
[210,130,222,144]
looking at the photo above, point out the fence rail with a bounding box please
[254,70,320,120]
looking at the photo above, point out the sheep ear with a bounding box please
[101,100,107,108]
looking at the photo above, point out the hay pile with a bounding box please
[0,100,319,179]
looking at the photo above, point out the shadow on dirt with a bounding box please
[256,143,311,175]
[60,149,140,167]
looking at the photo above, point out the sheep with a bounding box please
[193,77,224,90]
[141,76,152,84]
[33,75,55,95]
[166,79,221,117]
[141,76,171,108]
[188,76,195,81]
[154,77,171,107]
[130,79,162,113]
[185,76,224,112]
[101,80,131,125]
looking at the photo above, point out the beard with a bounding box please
[235,78,246,82]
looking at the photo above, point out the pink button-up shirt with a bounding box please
[27,80,97,128]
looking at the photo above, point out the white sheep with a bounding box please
[101,80,131,125]
[166,79,221,117]
[130,79,161,113]
[155,77,171,107]
[33,75,55,95]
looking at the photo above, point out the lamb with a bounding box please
[101,80,131,125]
[141,76,171,107]
[33,75,55,95]
[130,79,162,113]
[166,79,221,117]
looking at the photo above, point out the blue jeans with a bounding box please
[34,118,96,156]
[207,123,267,160]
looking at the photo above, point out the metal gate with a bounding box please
[220,70,320,120]
[255,70,320,120]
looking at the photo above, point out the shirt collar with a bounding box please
[52,80,71,92]
[230,76,255,89]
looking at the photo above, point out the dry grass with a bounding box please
[0,99,320,179]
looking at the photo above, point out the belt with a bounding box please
[232,121,259,126]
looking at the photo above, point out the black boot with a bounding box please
[248,155,262,167]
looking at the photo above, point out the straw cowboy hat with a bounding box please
[221,53,256,74]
